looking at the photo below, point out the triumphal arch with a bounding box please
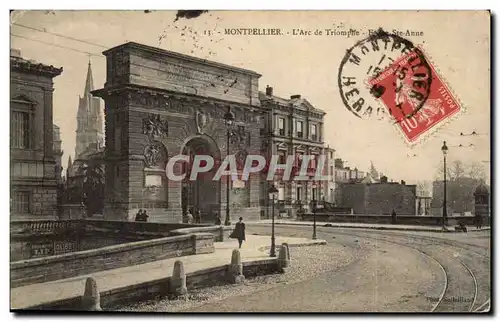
[94,42,264,223]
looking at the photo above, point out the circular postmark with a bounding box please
[338,28,433,122]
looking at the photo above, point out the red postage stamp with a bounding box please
[368,48,461,143]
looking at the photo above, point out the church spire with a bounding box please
[84,60,94,95]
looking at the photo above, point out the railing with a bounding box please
[12,220,80,235]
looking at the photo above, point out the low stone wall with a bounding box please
[10,220,222,261]
[23,259,279,310]
[298,214,490,226]
[11,233,215,288]
[169,225,233,242]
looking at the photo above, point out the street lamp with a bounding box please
[441,141,448,229]
[268,184,279,257]
[312,182,317,240]
[223,107,235,226]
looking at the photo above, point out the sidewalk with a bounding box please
[249,219,491,233]
[10,235,325,310]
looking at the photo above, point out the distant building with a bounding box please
[74,61,104,159]
[64,62,105,214]
[336,176,417,215]
[10,49,63,220]
[53,124,63,183]
[334,158,366,183]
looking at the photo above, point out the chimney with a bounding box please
[401,180,406,185]
[10,48,21,58]
[290,94,301,99]
[265,85,273,96]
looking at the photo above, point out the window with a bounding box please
[311,124,317,140]
[310,155,317,168]
[296,186,302,202]
[278,150,286,164]
[11,111,30,149]
[12,191,31,214]
[278,187,285,201]
[278,117,285,136]
[297,152,304,168]
[312,187,318,201]
[296,121,303,138]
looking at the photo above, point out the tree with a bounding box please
[77,160,105,216]
[434,160,488,213]
[436,160,486,181]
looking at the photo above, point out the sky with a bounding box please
[10,10,491,184]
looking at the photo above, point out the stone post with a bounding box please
[277,244,290,273]
[282,242,291,260]
[170,260,188,296]
[227,249,245,284]
[81,277,102,311]
[218,225,225,242]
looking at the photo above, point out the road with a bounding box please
[189,224,491,313]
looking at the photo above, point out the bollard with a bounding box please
[82,277,102,311]
[282,243,291,260]
[170,260,188,296]
[227,249,245,284]
[277,245,290,273]
[218,225,225,242]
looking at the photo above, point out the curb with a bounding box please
[252,221,491,233]
[256,239,327,253]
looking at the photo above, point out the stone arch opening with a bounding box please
[180,135,221,222]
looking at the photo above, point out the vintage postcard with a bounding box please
[9,10,491,313]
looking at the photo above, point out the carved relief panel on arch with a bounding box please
[143,114,168,142]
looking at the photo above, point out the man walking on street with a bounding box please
[230,217,246,249]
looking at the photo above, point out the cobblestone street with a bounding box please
[114,224,491,312]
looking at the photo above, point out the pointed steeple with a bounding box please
[84,60,94,95]
[66,154,73,179]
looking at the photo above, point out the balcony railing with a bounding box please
[11,220,80,235]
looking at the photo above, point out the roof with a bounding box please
[10,54,63,77]
[258,91,326,115]
[102,41,262,77]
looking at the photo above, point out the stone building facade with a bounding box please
[93,42,265,223]
[53,124,63,183]
[10,49,63,220]
[259,86,333,217]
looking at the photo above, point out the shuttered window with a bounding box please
[11,111,30,149]
[12,191,31,214]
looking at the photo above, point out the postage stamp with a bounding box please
[338,28,462,144]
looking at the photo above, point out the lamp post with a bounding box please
[312,182,317,240]
[223,108,235,226]
[441,141,448,229]
[269,184,279,257]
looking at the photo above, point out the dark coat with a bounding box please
[231,222,246,241]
